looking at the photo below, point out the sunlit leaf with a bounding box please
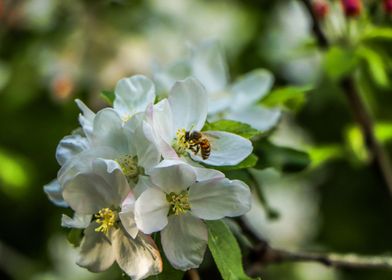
[0,149,31,198]
[206,220,259,280]
[101,90,115,105]
[324,47,359,81]
[262,85,313,111]
[203,119,261,138]
[357,46,389,87]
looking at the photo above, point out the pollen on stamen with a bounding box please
[166,191,191,216]
[116,155,140,179]
[95,208,116,235]
[173,128,190,154]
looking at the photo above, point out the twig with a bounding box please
[186,269,200,280]
[236,218,392,272]
[299,0,392,197]
[255,245,392,270]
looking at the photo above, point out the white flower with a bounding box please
[134,160,251,270]
[113,75,156,122]
[153,40,281,131]
[62,159,162,280]
[58,108,160,187]
[145,77,252,166]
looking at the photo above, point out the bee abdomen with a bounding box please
[200,139,211,160]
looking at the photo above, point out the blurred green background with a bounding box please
[1,0,392,279]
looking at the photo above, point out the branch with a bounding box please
[255,245,392,270]
[299,0,392,197]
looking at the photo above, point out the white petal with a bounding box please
[114,75,156,118]
[161,214,208,270]
[135,187,169,234]
[229,69,274,111]
[190,131,252,166]
[92,108,130,155]
[226,105,282,131]
[77,222,115,272]
[56,134,89,166]
[150,100,178,159]
[150,160,196,193]
[124,115,161,174]
[119,192,138,239]
[192,166,225,181]
[191,40,228,93]
[57,146,117,186]
[113,229,162,280]
[43,179,68,207]
[63,159,130,214]
[169,77,208,131]
[75,99,95,138]
[61,213,92,228]
[153,60,191,95]
[207,91,232,114]
[189,178,251,220]
[134,175,150,199]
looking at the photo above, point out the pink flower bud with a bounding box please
[384,0,392,14]
[313,0,329,20]
[340,0,362,17]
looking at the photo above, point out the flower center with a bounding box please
[116,155,140,180]
[173,128,190,155]
[95,208,117,235]
[166,191,191,216]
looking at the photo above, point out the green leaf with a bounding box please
[206,220,259,280]
[361,26,392,41]
[204,154,258,171]
[324,47,359,81]
[357,46,389,87]
[254,141,310,173]
[146,233,184,280]
[262,85,312,111]
[101,90,115,105]
[203,120,261,138]
[67,228,83,247]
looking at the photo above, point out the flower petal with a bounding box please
[153,60,191,95]
[150,160,196,193]
[161,214,208,270]
[43,179,68,207]
[75,99,95,138]
[191,40,228,93]
[77,222,115,272]
[189,178,251,220]
[114,75,156,118]
[113,229,162,280]
[56,134,89,166]
[61,213,92,229]
[229,69,274,111]
[189,131,252,166]
[92,108,130,155]
[63,159,130,214]
[119,192,138,239]
[135,187,169,234]
[169,77,208,131]
[226,105,281,131]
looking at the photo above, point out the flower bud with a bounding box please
[384,0,392,14]
[313,0,329,20]
[340,0,362,17]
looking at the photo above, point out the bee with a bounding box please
[185,130,211,160]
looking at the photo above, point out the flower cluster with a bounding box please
[44,70,258,278]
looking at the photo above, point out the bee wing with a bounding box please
[202,131,220,140]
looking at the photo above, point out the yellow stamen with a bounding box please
[116,155,140,179]
[173,128,190,154]
[166,191,191,216]
[95,208,116,235]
